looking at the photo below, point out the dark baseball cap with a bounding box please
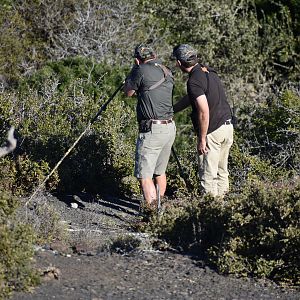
[133,43,156,60]
[171,44,197,62]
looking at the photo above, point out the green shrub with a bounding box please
[144,178,300,286]
[228,142,295,190]
[144,199,194,249]
[166,145,200,198]
[0,58,139,196]
[0,192,39,298]
[236,89,300,172]
[22,199,69,245]
[109,235,141,254]
[20,56,117,99]
[0,155,59,197]
[213,179,300,286]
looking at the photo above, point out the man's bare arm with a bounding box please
[123,78,136,97]
[195,94,209,154]
[124,86,135,97]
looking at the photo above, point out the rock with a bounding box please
[71,202,78,209]
[40,266,61,281]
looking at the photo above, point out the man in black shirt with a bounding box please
[124,43,176,208]
[172,44,233,197]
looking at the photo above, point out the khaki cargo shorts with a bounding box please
[134,121,176,179]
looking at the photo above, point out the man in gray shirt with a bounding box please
[124,43,176,210]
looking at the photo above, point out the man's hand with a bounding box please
[197,137,208,155]
[201,66,209,73]
[124,62,139,97]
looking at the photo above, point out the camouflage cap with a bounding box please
[171,44,197,63]
[133,43,156,60]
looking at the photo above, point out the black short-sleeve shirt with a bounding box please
[126,59,174,122]
[187,64,232,134]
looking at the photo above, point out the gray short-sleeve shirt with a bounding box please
[126,59,174,122]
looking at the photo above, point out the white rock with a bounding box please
[71,202,78,209]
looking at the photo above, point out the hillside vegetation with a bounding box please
[0,0,299,297]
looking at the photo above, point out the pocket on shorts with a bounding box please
[137,131,152,149]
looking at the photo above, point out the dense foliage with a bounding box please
[1,58,138,195]
[144,178,300,286]
[0,192,39,298]
[0,0,299,295]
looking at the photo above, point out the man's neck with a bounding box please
[186,63,198,73]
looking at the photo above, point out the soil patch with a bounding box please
[12,193,300,300]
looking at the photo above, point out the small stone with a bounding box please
[71,202,78,209]
[40,266,61,281]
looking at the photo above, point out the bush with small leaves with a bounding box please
[143,178,300,286]
[212,179,300,286]
[0,58,139,196]
[109,235,141,254]
[0,155,59,197]
[236,89,300,172]
[0,192,39,298]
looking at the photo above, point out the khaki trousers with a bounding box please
[198,124,234,197]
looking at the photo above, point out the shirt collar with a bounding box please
[189,63,200,77]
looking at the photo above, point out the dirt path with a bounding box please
[12,193,299,300]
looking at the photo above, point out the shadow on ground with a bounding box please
[55,192,141,216]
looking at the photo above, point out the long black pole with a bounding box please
[91,82,125,124]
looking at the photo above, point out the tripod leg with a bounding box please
[156,184,161,214]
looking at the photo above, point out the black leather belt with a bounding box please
[151,119,173,124]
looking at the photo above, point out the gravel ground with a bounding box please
[11,192,300,300]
